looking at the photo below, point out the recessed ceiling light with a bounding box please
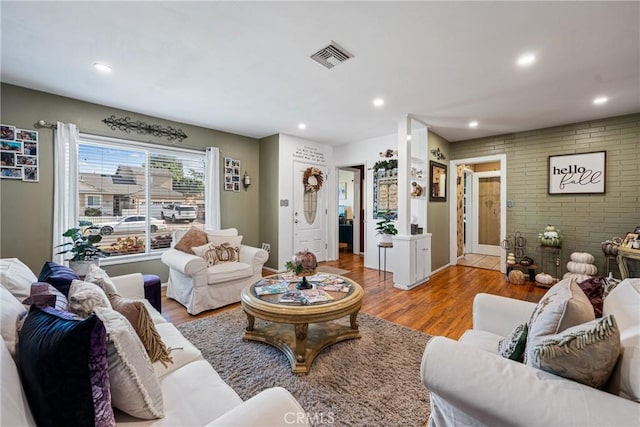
[298,123,307,130]
[593,96,608,105]
[93,62,112,73]
[373,97,385,107]
[468,121,479,128]
[517,53,536,67]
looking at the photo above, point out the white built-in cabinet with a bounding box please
[392,116,432,290]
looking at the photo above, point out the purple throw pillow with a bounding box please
[37,261,80,297]
[18,306,115,427]
[578,277,605,318]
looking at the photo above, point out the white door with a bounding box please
[472,171,501,256]
[293,162,327,262]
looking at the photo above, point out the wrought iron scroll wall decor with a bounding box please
[430,147,446,161]
[102,115,188,143]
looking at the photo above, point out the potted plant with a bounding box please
[376,210,398,244]
[56,221,108,275]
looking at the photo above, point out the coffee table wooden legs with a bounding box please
[242,311,361,374]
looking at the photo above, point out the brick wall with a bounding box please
[451,113,640,276]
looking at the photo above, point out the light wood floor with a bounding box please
[161,253,546,339]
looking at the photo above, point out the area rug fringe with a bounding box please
[177,308,431,426]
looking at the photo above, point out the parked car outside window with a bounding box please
[98,215,167,235]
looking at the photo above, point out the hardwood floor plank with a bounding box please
[161,253,546,339]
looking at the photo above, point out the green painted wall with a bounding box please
[0,83,260,279]
[427,131,451,271]
[451,113,640,275]
[258,134,280,269]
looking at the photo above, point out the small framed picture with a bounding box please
[0,140,22,152]
[23,141,37,156]
[16,155,37,166]
[16,129,38,142]
[233,182,240,192]
[0,124,15,140]
[225,183,233,191]
[1,151,16,167]
[23,167,38,182]
[1,167,23,179]
[622,232,639,248]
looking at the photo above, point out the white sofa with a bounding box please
[420,278,640,427]
[1,259,309,426]
[161,228,268,315]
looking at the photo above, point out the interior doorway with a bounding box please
[337,166,364,257]
[450,155,507,273]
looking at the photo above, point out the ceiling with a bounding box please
[1,2,639,145]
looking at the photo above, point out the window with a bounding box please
[77,134,208,261]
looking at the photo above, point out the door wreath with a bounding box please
[302,167,323,224]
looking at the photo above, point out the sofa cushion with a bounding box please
[206,262,254,284]
[198,235,243,265]
[94,307,164,420]
[0,258,38,302]
[458,329,503,354]
[525,278,594,363]
[0,335,35,426]
[153,322,203,379]
[37,261,80,297]
[602,278,640,401]
[84,264,119,296]
[498,323,528,361]
[174,226,208,254]
[0,285,27,357]
[206,228,239,239]
[108,294,172,365]
[68,280,111,318]
[18,306,115,427]
[23,282,68,311]
[530,315,620,388]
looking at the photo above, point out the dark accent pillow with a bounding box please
[37,261,80,297]
[22,282,68,311]
[18,306,115,427]
[498,323,528,361]
[577,277,605,318]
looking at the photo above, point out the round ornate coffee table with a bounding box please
[240,274,364,374]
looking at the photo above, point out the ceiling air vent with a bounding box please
[310,42,353,69]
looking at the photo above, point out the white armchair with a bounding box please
[161,228,268,315]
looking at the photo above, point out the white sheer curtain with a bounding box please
[52,122,80,264]
[205,147,221,230]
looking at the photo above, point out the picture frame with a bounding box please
[0,124,39,183]
[223,156,241,192]
[622,232,639,248]
[548,151,606,194]
[429,161,447,202]
[338,182,347,200]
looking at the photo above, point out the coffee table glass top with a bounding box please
[250,273,355,306]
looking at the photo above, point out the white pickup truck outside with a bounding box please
[161,204,197,223]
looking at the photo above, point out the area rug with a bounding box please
[317,265,350,275]
[177,308,431,426]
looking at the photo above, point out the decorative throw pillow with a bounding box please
[191,242,219,266]
[37,261,80,297]
[94,307,164,419]
[108,294,173,366]
[0,285,27,357]
[0,258,38,302]
[577,276,606,318]
[173,226,208,254]
[498,323,528,361]
[68,280,111,318]
[201,235,243,264]
[84,264,119,296]
[18,306,115,427]
[530,315,620,388]
[22,282,68,311]
[525,278,595,364]
[603,276,621,298]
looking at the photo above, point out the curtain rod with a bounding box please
[35,119,57,129]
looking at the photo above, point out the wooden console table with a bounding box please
[617,247,640,279]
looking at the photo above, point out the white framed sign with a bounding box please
[548,151,606,194]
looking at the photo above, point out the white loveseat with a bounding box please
[420,278,640,426]
[1,259,309,426]
[161,228,268,315]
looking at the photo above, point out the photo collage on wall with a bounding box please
[1,124,39,182]
[223,156,241,192]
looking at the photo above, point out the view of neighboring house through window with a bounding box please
[78,136,205,259]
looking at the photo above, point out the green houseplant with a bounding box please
[376,210,398,243]
[56,221,107,275]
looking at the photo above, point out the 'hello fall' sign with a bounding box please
[548,151,606,194]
